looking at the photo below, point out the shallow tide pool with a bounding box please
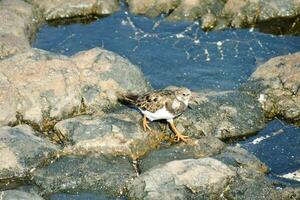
[33,4,300,91]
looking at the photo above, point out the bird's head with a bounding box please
[175,87,191,105]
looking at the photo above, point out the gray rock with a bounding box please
[0,125,58,180]
[242,52,300,123]
[0,0,39,59]
[32,154,136,197]
[27,0,119,21]
[213,145,269,173]
[128,157,236,200]
[0,190,44,200]
[139,136,226,172]
[55,106,166,160]
[0,48,150,133]
[178,90,266,139]
[126,0,300,31]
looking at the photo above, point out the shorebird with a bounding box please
[118,87,191,142]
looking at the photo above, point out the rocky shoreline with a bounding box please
[0,0,300,199]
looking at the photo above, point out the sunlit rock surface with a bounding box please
[0,125,58,180]
[0,48,150,129]
[127,0,300,30]
[243,52,300,123]
[0,0,39,59]
[128,157,236,199]
[26,0,119,21]
[55,106,165,159]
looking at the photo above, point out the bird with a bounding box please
[118,87,191,142]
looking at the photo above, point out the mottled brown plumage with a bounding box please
[118,87,192,142]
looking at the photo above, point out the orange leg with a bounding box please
[142,115,152,131]
[168,121,188,142]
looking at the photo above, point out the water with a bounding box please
[239,119,300,182]
[32,2,300,198]
[33,3,300,91]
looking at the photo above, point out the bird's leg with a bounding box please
[142,115,152,131]
[168,120,188,142]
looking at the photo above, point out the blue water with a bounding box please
[240,120,300,176]
[33,3,300,91]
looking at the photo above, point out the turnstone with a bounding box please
[118,87,191,142]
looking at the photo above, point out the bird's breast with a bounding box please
[140,106,174,121]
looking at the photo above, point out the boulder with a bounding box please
[27,0,119,21]
[32,154,136,197]
[0,190,44,200]
[0,48,150,131]
[177,90,266,139]
[55,106,166,159]
[0,125,58,181]
[128,157,236,199]
[0,0,39,59]
[243,52,300,123]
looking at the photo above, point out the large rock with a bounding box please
[243,52,300,123]
[0,190,44,200]
[128,157,236,199]
[177,90,266,139]
[32,154,136,197]
[127,0,300,30]
[0,48,150,131]
[0,0,39,59]
[139,136,226,172]
[55,106,166,159]
[0,125,58,181]
[27,0,119,21]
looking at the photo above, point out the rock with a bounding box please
[177,90,265,139]
[0,125,58,181]
[126,0,300,30]
[213,145,269,173]
[32,154,136,197]
[166,0,225,22]
[242,52,300,123]
[139,136,226,172]
[55,106,166,159]
[0,190,44,200]
[27,0,119,21]
[0,48,150,131]
[0,0,39,59]
[128,157,236,199]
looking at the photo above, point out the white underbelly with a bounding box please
[140,107,174,121]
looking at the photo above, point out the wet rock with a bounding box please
[126,0,300,30]
[0,0,39,59]
[55,106,165,159]
[33,154,136,197]
[0,48,150,129]
[139,136,226,172]
[243,52,300,123]
[27,0,119,21]
[214,145,269,173]
[0,190,44,200]
[128,157,236,199]
[0,125,58,180]
[178,90,265,139]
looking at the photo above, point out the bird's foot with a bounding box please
[175,133,189,143]
[142,115,152,131]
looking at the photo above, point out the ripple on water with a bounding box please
[33,3,300,91]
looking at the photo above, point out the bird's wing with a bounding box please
[136,90,174,113]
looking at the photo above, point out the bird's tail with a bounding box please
[117,91,139,106]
